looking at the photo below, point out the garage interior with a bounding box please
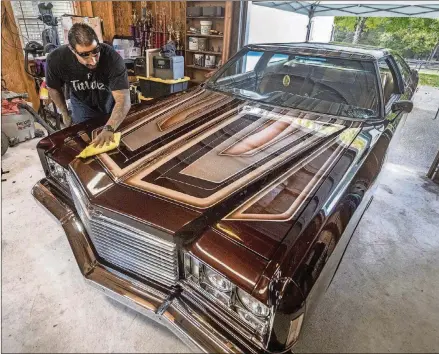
[2,1,439,353]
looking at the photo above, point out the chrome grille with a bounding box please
[67,173,179,286]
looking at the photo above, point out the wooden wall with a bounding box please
[131,2,186,26]
[91,1,116,41]
[1,1,39,108]
[74,1,187,41]
[113,1,133,36]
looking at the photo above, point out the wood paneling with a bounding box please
[113,1,133,36]
[78,1,94,18]
[1,1,39,108]
[222,1,233,64]
[91,1,115,42]
[73,1,187,42]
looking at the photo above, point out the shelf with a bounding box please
[186,50,222,56]
[186,34,224,38]
[186,65,217,72]
[187,16,225,19]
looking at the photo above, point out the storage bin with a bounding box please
[215,6,225,16]
[202,6,224,17]
[137,76,190,99]
[187,7,202,17]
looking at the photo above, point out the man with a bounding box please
[46,23,131,147]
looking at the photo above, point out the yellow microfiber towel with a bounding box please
[76,132,121,159]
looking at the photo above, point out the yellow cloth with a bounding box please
[76,132,121,158]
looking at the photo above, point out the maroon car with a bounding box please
[33,43,417,353]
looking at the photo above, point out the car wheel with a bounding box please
[2,132,9,156]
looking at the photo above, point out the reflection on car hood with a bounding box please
[70,87,364,261]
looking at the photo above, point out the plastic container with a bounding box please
[200,21,212,35]
[198,38,207,51]
[187,7,202,17]
[193,53,205,67]
[202,7,223,17]
[137,76,190,99]
[205,55,216,68]
[1,108,36,144]
[188,37,198,50]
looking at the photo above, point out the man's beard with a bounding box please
[83,59,99,70]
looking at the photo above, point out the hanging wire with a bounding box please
[18,1,30,41]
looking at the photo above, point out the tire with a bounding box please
[1,131,9,156]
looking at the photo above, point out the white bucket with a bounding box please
[200,21,212,35]
[188,37,198,50]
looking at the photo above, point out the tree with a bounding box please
[334,16,439,58]
[353,17,367,44]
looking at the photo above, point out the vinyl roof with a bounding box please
[253,1,439,18]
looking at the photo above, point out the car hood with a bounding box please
[67,87,363,262]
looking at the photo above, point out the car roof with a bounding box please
[246,42,390,60]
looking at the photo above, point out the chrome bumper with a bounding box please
[32,178,254,354]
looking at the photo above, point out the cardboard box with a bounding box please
[61,16,103,44]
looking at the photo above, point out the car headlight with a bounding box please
[236,288,269,317]
[184,253,271,336]
[46,156,68,188]
[204,267,233,292]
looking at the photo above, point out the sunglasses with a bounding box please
[73,43,101,58]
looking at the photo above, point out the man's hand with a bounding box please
[92,130,114,148]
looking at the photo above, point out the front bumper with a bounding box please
[32,178,257,353]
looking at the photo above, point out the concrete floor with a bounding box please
[2,86,439,353]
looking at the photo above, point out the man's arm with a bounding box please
[92,89,131,147]
[106,89,131,130]
[47,87,69,116]
[46,53,72,126]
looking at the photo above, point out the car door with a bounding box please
[391,53,417,99]
[377,56,405,115]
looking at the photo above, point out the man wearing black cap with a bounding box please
[46,23,130,147]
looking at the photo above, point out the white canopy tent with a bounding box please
[253,1,439,41]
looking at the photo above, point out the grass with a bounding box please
[419,72,439,87]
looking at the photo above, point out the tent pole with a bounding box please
[305,5,315,42]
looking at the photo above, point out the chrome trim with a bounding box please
[32,179,256,354]
[67,174,179,287]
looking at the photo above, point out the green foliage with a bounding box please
[419,73,439,87]
[334,17,439,58]
[334,17,357,31]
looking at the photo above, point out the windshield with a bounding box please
[207,49,380,119]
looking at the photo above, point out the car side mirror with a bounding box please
[391,100,413,113]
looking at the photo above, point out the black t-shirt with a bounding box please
[46,43,129,118]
